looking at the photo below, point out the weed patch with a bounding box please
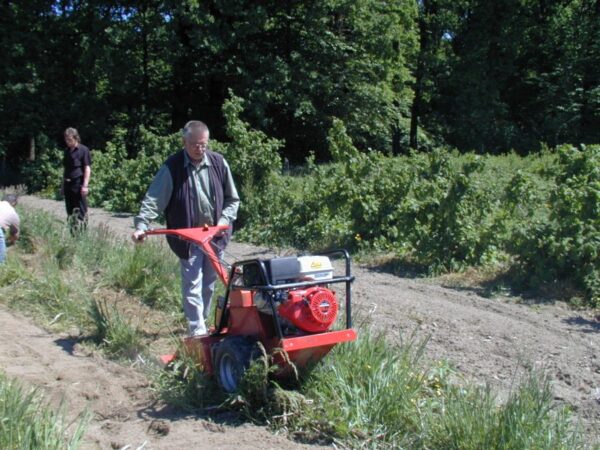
[0,371,89,449]
[219,332,584,449]
[89,299,147,360]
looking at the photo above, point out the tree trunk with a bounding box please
[28,136,35,161]
[409,1,430,150]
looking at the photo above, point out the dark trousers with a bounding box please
[64,178,88,224]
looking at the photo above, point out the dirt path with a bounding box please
[0,306,323,450]
[5,195,600,446]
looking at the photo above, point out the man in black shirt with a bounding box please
[63,127,92,230]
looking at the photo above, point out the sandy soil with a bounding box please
[2,195,599,447]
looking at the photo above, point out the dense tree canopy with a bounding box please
[0,0,598,170]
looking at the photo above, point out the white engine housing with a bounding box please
[270,255,333,284]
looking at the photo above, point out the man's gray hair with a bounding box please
[64,127,81,142]
[2,194,18,206]
[182,121,209,139]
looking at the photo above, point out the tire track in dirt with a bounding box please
[10,195,600,445]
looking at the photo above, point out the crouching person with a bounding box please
[0,194,20,264]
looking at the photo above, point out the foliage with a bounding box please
[0,208,586,448]
[512,145,600,306]
[101,240,180,311]
[0,208,184,344]
[15,110,597,304]
[19,139,63,198]
[217,91,283,190]
[240,124,537,269]
[89,126,180,212]
[152,347,223,411]
[5,0,597,167]
[0,371,89,450]
[212,91,284,227]
[239,126,598,303]
[425,372,579,449]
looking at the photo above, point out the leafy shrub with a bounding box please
[213,91,284,228]
[512,144,600,305]
[89,126,180,212]
[17,103,596,303]
[240,121,524,272]
[217,90,283,190]
[20,135,63,198]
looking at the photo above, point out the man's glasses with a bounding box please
[189,143,209,150]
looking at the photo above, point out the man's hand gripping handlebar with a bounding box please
[131,229,146,243]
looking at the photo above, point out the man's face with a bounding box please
[184,130,209,163]
[65,135,77,150]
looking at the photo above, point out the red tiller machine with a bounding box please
[145,225,357,392]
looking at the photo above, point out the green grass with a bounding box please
[151,330,584,449]
[228,332,583,449]
[151,347,225,411]
[88,298,147,360]
[102,241,181,310]
[0,371,89,450]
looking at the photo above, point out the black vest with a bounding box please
[164,150,230,258]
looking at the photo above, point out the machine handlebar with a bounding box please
[144,225,231,284]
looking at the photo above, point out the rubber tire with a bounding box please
[214,336,256,393]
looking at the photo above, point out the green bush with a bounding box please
[512,144,600,306]
[217,91,283,190]
[89,126,180,212]
[240,122,533,273]
[20,136,63,198]
[16,101,598,304]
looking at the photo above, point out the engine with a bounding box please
[252,255,339,333]
[278,286,339,333]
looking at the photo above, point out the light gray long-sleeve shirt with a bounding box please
[134,151,240,232]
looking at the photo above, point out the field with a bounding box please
[0,196,597,448]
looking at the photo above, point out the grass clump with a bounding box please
[424,373,580,450]
[0,371,89,449]
[88,299,147,360]
[152,347,224,411]
[102,242,180,311]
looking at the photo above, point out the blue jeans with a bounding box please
[0,228,6,264]
[179,245,222,336]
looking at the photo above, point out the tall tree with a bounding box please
[167,0,418,160]
[409,0,466,150]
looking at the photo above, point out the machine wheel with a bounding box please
[214,336,257,393]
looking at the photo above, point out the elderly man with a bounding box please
[0,194,20,264]
[132,121,240,336]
